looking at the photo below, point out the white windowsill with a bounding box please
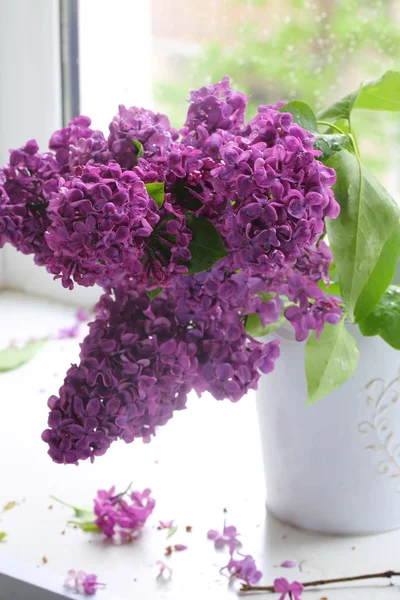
[1,291,400,599]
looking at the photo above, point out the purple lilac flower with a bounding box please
[173,544,187,551]
[49,115,111,174]
[294,241,332,283]
[41,288,199,463]
[274,578,304,600]
[178,80,339,277]
[93,486,155,539]
[207,522,241,552]
[224,551,262,586]
[0,140,59,266]
[108,106,179,169]
[181,76,247,143]
[56,323,80,340]
[64,570,105,596]
[44,163,162,289]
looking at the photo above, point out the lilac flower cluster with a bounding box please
[42,264,281,464]
[93,486,155,540]
[0,140,59,266]
[44,164,161,289]
[0,77,342,463]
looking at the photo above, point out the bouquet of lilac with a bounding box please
[1,73,399,464]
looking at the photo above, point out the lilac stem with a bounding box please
[240,570,400,593]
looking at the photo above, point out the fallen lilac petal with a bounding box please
[56,324,80,340]
[156,560,173,580]
[280,560,297,568]
[76,308,90,322]
[174,544,187,551]
[159,520,174,529]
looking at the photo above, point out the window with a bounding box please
[1,0,399,302]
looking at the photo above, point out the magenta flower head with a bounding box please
[93,485,155,540]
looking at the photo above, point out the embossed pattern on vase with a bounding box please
[358,371,400,490]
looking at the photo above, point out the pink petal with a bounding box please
[280,560,297,568]
[207,529,219,540]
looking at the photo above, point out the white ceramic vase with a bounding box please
[256,325,400,535]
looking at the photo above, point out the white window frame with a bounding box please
[0,0,152,306]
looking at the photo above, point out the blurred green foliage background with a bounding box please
[153,0,400,177]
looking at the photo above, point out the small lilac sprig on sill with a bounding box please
[64,570,105,596]
[52,484,155,541]
[223,550,262,586]
[208,519,261,586]
[207,521,241,552]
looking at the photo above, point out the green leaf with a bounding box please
[68,520,101,532]
[0,339,47,373]
[145,182,165,208]
[0,532,7,543]
[318,280,342,297]
[305,317,360,406]
[2,501,17,512]
[354,226,400,321]
[358,285,400,350]
[185,215,227,274]
[325,150,400,322]
[317,91,359,123]
[166,525,178,539]
[318,71,400,122]
[353,70,400,112]
[50,496,95,522]
[132,139,144,160]
[146,287,163,301]
[313,133,354,162]
[279,101,318,132]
